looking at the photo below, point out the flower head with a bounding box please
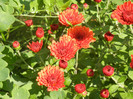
[104,31,114,41]
[24,20,33,27]
[83,3,89,9]
[36,65,65,91]
[130,55,133,69]
[59,9,84,26]
[103,65,114,76]
[50,24,59,31]
[27,40,43,53]
[67,26,96,49]
[59,60,68,69]
[94,0,102,3]
[75,84,86,93]
[71,4,78,10]
[36,27,44,39]
[48,35,78,61]
[100,89,109,98]
[111,1,133,25]
[13,41,20,48]
[86,69,94,77]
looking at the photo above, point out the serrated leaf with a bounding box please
[117,75,127,83]
[109,85,119,94]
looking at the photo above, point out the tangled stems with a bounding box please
[74,50,79,74]
[96,4,101,23]
[17,50,34,70]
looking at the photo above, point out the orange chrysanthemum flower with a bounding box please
[36,65,65,91]
[48,35,78,61]
[59,9,84,26]
[111,1,133,25]
[67,26,96,49]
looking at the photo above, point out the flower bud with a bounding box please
[24,20,33,27]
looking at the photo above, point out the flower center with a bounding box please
[47,75,57,85]
[75,33,84,41]
[122,11,133,23]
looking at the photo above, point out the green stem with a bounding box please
[106,0,110,9]
[96,4,101,23]
[130,24,133,34]
[115,21,122,34]
[38,55,45,66]
[17,50,33,70]
[15,18,25,25]
[73,94,77,99]
[14,14,58,18]
[74,50,79,74]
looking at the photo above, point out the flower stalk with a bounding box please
[115,21,122,34]
[96,4,101,23]
[74,50,79,74]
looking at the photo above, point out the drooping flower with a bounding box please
[48,35,78,61]
[94,0,102,3]
[36,65,65,91]
[27,40,43,53]
[50,24,59,31]
[24,20,33,27]
[103,65,114,76]
[71,4,78,10]
[83,3,89,9]
[104,31,114,41]
[86,69,94,77]
[59,60,68,69]
[36,27,44,39]
[67,26,96,49]
[100,89,109,98]
[75,84,86,93]
[111,1,133,25]
[13,41,20,50]
[59,9,84,26]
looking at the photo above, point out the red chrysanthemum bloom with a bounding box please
[48,29,53,34]
[13,41,20,48]
[36,65,65,91]
[59,60,68,69]
[104,31,114,41]
[59,9,84,26]
[48,35,78,61]
[83,3,89,9]
[111,1,133,25]
[130,55,133,69]
[67,26,96,49]
[75,84,86,93]
[94,0,102,3]
[100,89,109,98]
[24,20,33,27]
[36,27,44,38]
[50,24,59,31]
[86,69,94,77]
[71,4,78,10]
[27,40,43,53]
[103,65,114,76]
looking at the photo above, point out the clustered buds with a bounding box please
[103,65,114,76]
[24,20,33,27]
[86,69,94,77]
[100,89,109,98]
[104,31,114,41]
[59,60,68,69]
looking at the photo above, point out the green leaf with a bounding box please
[117,75,127,83]
[0,68,9,81]
[50,91,59,99]
[43,96,51,99]
[0,59,8,70]
[0,82,3,89]
[120,92,133,99]
[109,85,119,94]
[66,58,75,71]
[111,0,123,5]
[12,86,30,99]
[128,71,133,80]
[64,77,72,86]
[0,44,5,52]
[0,11,15,31]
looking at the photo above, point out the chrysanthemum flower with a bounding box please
[50,24,59,31]
[13,41,20,48]
[36,65,65,91]
[86,69,94,77]
[48,35,78,61]
[130,55,133,69]
[104,31,114,41]
[67,26,96,49]
[36,27,44,39]
[103,65,114,76]
[111,1,133,25]
[24,20,33,27]
[59,9,84,26]
[75,84,86,93]
[59,60,68,69]
[27,40,43,53]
